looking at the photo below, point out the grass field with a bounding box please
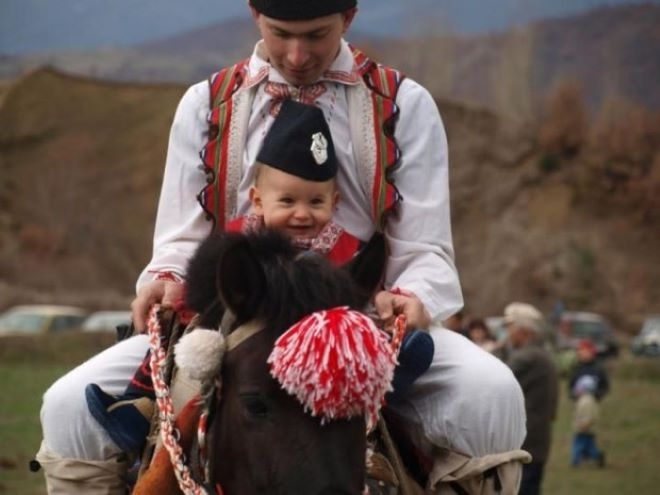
[1,334,659,494]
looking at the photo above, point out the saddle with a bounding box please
[366,414,428,495]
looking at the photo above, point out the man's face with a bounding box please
[506,323,526,348]
[252,9,356,86]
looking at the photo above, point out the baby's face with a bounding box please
[250,165,338,240]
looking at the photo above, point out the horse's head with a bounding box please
[184,229,388,495]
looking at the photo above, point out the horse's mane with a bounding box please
[185,229,365,334]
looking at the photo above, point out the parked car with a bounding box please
[81,310,132,334]
[0,304,88,336]
[631,315,660,357]
[555,311,619,358]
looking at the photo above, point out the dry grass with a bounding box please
[545,353,660,494]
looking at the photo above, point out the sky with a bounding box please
[1,0,656,55]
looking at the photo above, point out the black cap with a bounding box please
[249,0,357,20]
[257,100,337,182]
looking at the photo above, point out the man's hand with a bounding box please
[373,289,431,332]
[130,279,184,333]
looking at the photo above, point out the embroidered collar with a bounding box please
[244,39,362,89]
[240,214,344,255]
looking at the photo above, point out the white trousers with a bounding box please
[389,326,527,458]
[39,328,525,460]
[39,335,150,460]
[36,327,525,494]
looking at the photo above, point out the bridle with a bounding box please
[147,305,264,495]
[147,304,404,495]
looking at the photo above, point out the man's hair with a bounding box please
[249,0,357,20]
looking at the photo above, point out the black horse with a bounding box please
[136,228,390,495]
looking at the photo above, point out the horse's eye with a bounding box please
[241,394,269,418]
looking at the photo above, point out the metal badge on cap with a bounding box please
[310,132,329,165]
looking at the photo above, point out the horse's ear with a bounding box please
[344,232,387,305]
[217,237,266,321]
[185,232,230,327]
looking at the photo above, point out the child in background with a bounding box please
[569,339,610,401]
[84,99,435,454]
[571,374,606,467]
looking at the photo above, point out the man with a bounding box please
[504,302,559,495]
[36,2,523,493]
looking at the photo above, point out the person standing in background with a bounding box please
[568,339,610,401]
[503,302,559,495]
[466,317,499,353]
[570,374,606,468]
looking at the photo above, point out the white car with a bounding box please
[81,310,132,334]
[0,304,88,336]
[631,316,660,357]
[556,311,619,358]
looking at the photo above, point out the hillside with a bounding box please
[1,4,658,116]
[0,68,186,308]
[369,3,660,116]
[1,68,658,330]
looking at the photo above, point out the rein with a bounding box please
[148,305,215,495]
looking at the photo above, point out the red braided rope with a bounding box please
[147,305,211,495]
[390,314,407,354]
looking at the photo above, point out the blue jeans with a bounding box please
[571,432,603,466]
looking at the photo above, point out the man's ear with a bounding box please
[249,5,260,23]
[342,7,358,33]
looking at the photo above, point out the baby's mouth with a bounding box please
[286,225,314,238]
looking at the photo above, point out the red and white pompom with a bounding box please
[268,306,396,430]
[174,328,226,382]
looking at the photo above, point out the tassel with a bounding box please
[174,328,226,382]
[268,306,396,430]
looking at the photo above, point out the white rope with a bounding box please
[147,305,211,495]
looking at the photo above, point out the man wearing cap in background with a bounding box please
[36,2,527,493]
[503,302,559,495]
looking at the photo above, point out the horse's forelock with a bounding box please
[188,229,367,335]
[251,252,363,336]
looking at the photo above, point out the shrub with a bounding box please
[538,80,589,159]
[590,98,660,187]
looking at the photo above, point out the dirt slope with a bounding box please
[0,69,658,330]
